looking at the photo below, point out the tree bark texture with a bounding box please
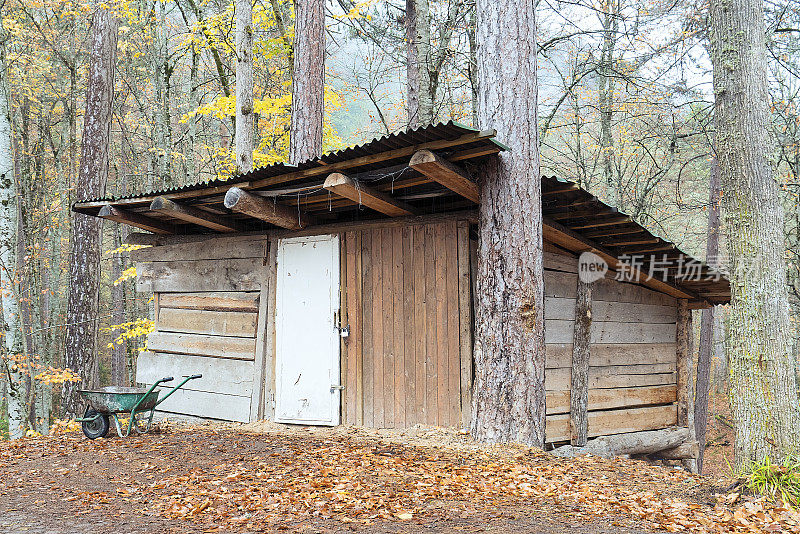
[404,0,433,128]
[470,0,545,446]
[289,0,324,165]
[63,7,117,416]
[676,299,691,427]
[235,0,254,173]
[710,0,800,466]
[570,278,592,446]
[695,156,722,473]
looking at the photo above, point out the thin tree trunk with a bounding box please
[405,0,420,128]
[289,0,325,164]
[470,0,545,446]
[236,0,255,173]
[598,0,619,207]
[710,0,800,466]
[0,7,25,438]
[466,5,478,128]
[63,6,118,417]
[695,156,722,473]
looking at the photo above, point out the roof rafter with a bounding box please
[150,197,244,233]
[323,173,418,217]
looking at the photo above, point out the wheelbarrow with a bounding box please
[76,375,202,439]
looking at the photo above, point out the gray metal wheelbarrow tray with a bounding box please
[76,375,201,439]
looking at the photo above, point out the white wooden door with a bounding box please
[275,235,341,425]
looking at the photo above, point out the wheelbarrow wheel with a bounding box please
[81,408,110,440]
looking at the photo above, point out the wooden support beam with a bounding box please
[322,173,417,217]
[97,205,176,234]
[543,185,581,196]
[569,216,630,230]
[569,274,592,446]
[599,237,660,247]
[676,299,691,427]
[409,149,480,203]
[150,196,244,233]
[224,187,314,230]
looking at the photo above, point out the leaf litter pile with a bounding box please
[1,424,798,533]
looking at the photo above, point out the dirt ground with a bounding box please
[1,413,796,534]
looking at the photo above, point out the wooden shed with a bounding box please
[73,122,730,445]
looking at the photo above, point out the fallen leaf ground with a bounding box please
[0,422,796,533]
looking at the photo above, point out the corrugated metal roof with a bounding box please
[78,121,499,204]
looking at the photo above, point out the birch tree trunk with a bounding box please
[0,8,25,439]
[471,0,546,446]
[235,0,254,173]
[289,0,324,165]
[63,6,118,417]
[695,156,722,473]
[710,0,800,466]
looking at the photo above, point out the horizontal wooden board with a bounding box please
[546,385,678,415]
[151,387,252,422]
[137,259,266,293]
[545,343,677,369]
[158,308,258,338]
[545,319,677,344]
[544,270,677,306]
[546,404,678,442]
[545,297,677,323]
[546,364,676,391]
[146,332,257,361]
[158,292,260,313]
[133,235,267,262]
[543,251,578,273]
[136,351,255,397]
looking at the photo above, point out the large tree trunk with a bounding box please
[710,0,800,466]
[235,0,254,173]
[470,0,546,446]
[289,0,324,165]
[63,7,118,417]
[695,156,722,473]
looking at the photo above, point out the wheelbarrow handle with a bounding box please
[159,376,174,383]
[154,374,202,408]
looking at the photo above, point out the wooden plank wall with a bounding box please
[134,236,271,422]
[340,220,472,428]
[542,245,679,443]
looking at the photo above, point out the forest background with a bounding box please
[0,0,797,443]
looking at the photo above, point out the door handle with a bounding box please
[330,385,345,391]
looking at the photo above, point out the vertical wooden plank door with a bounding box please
[275,235,341,426]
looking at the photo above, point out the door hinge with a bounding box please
[330,385,345,392]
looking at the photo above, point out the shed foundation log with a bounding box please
[650,441,700,460]
[98,205,176,234]
[409,149,480,203]
[569,276,592,446]
[551,427,690,458]
[150,197,244,232]
[224,187,314,229]
[323,173,417,217]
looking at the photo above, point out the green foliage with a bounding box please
[744,456,800,508]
